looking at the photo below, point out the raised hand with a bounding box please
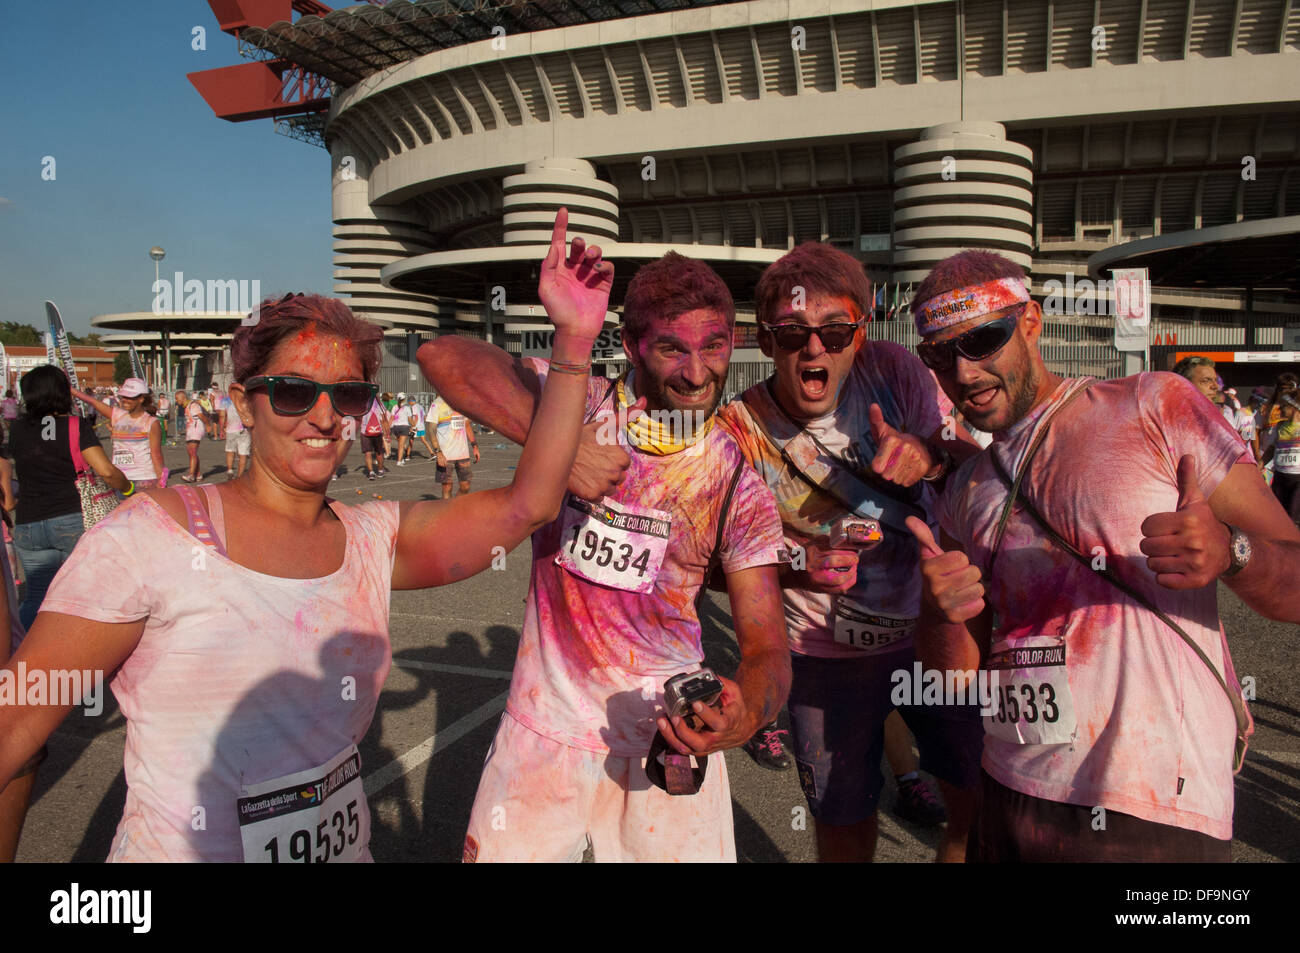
[869,403,934,486]
[537,207,614,342]
[906,516,985,624]
[1139,454,1231,589]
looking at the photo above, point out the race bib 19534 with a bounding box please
[555,495,671,594]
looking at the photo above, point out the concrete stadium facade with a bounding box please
[302,0,1300,385]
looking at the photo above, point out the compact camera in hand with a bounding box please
[663,668,724,732]
[828,516,883,550]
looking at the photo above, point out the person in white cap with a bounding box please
[73,378,166,490]
[391,392,414,466]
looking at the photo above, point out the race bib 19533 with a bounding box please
[983,636,1077,745]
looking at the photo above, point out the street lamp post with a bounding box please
[150,246,169,395]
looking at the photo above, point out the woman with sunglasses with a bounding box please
[0,210,610,862]
[72,378,166,490]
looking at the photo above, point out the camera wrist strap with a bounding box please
[645,731,708,795]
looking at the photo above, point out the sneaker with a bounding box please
[377,468,388,478]
[396,459,406,467]
[330,472,340,482]
[367,471,376,481]
[893,776,947,827]
[742,722,792,771]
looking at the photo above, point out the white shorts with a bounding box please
[463,711,735,863]
[225,430,251,455]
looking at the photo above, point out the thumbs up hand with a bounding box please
[906,516,986,624]
[869,403,936,487]
[1138,454,1232,589]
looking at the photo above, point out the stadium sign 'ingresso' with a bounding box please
[521,326,623,362]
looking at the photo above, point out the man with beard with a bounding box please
[908,250,1300,861]
[716,242,984,862]
[419,249,789,862]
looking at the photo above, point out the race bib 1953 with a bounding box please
[832,599,915,654]
[555,495,671,594]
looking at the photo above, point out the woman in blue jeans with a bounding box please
[9,366,130,630]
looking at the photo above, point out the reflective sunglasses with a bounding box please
[242,375,378,417]
[763,320,864,353]
[916,311,1021,373]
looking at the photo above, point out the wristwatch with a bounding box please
[1221,524,1252,578]
[922,447,955,482]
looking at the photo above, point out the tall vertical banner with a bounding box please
[0,342,7,396]
[128,341,145,380]
[45,301,90,417]
[1112,268,1151,353]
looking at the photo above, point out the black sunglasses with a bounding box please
[763,320,864,353]
[916,311,1021,373]
[243,375,378,417]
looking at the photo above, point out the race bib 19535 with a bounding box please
[555,495,671,594]
[237,745,368,864]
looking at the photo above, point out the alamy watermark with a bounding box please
[890,661,1000,716]
[0,664,104,716]
[1040,272,1151,318]
[152,271,261,324]
[593,404,711,447]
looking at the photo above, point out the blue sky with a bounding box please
[0,1,333,335]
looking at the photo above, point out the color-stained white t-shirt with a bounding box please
[718,340,952,659]
[429,398,471,461]
[934,373,1252,839]
[505,361,785,757]
[41,493,401,861]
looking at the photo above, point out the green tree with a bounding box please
[0,322,43,346]
[113,354,131,384]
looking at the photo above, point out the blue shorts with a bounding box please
[788,648,983,826]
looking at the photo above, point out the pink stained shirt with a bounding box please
[934,373,1253,839]
[39,492,401,862]
[505,361,786,757]
[718,340,953,658]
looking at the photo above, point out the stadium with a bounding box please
[180,0,1300,394]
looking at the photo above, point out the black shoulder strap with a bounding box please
[584,377,618,425]
[988,451,1251,774]
[735,387,926,533]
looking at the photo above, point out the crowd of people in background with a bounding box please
[1173,357,1300,525]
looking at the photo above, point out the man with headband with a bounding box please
[907,249,1300,861]
[717,242,984,862]
[420,249,790,862]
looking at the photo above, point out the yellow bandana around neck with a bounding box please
[616,375,714,455]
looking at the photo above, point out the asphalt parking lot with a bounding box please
[11,432,1300,863]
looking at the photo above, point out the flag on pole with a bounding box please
[45,301,90,418]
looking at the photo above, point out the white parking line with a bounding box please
[363,689,509,796]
